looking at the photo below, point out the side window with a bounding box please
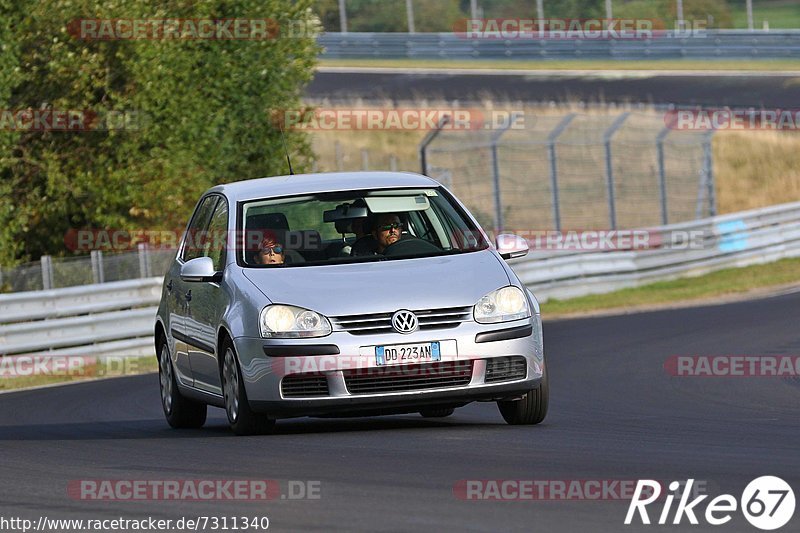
[205,199,229,271]
[181,196,218,263]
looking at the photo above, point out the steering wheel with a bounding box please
[382,237,441,256]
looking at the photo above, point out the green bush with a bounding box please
[0,0,319,266]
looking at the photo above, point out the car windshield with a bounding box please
[239,187,490,267]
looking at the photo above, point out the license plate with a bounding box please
[376,342,441,366]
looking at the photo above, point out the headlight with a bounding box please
[474,286,530,324]
[260,305,332,338]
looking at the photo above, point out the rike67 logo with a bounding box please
[625,477,795,530]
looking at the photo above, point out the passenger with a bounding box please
[256,236,285,265]
[372,213,403,254]
[349,199,379,256]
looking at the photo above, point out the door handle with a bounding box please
[185,290,192,302]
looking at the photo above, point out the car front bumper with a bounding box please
[233,315,544,419]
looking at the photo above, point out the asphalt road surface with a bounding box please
[308,68,800,107]
[1,291,799,532]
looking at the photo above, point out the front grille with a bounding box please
[484,356,528,383]
[331,306,472,335]
[343,361,473,394]
[281,374,329,398]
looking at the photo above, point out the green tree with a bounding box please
[0,0,319,265]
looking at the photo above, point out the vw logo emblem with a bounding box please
[391,310,418,334]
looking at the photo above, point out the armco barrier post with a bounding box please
[138,244,151,278]
[41,255,53,290]
[90,250,105,284]
[603,112,630,231]
[547,113,577,232]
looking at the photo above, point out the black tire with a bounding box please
[420,407,455,418]
[158,338,207,429]
[497,363,549,425]
[220,339,275,436]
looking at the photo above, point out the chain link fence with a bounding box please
[421,110,715,233]
[0,246,175,294]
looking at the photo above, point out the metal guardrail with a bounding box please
[2,201,800,356]
[0,278,161,357]
[318,30,800,60]
[511,200,800,301]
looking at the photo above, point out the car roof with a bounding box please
[207,171,440,203]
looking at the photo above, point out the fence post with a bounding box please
[419,115,450,176]
[547,113,576,232]
[335,141,344,171]
[603,112,630,230]
[91,250,105,284]
[489,118,518,234]
[41,255,53,290]
[361,148,369,170]
[138,243,152,278]
[338,0,348,33]
[704,131,716,217]
[389,154,398,172]
[656,126,671,226]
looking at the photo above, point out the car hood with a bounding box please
[242,250,512,316]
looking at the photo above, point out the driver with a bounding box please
[372,213,403,254]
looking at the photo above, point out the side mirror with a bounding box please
[180,257,222,283]
[496,234,529,260]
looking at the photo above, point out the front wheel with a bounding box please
[497,363,549,425]
[158,339,207,429]
[221,340,275,436]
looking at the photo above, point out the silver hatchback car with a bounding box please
[155,172,548,434]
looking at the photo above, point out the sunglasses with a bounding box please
[378,222,402,232]
[261,246,283,255]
